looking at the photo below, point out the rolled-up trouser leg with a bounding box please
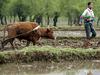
[84,23,91,39]
[90,23,96,38]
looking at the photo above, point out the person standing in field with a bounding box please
[79,2,96,47]
[53,12,59,27]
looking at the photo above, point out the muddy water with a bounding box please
[1,30,100,38]
[54,31,100,37]
[0,30,100,49]
[0,61,100,75]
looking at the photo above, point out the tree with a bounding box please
[9,0,31,21]
[0,0,100,26]
[0,0,8,25]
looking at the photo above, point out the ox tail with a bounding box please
[3,24,12,41]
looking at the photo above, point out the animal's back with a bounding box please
[7,22,38,38]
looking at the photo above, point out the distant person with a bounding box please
[79,2,96,46]
[53,12,59,27]
[35,14,43,25]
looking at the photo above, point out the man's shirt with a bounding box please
[81,8,94,18]
[80,8,95,22]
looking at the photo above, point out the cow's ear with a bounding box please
[47,28,50,32]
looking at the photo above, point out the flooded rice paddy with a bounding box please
[0,61,100,75]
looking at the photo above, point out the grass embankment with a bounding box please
[0,46,100,64]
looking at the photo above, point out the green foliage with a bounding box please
[0,0,9,16]
[0,0,100,17]
[0,46,100,63]
[0,0,100,24]
[0,0,99,16]
[8,0,32,21]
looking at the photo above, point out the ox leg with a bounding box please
[32,41,36,45]
[31,39,36,45]
[33,42,35,45]
[1,39,12,49]
[36,37,42,46]
[1,40,8,49]
[9,38,15,49]
[26,41,31,46]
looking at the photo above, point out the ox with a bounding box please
[1,22,54,49]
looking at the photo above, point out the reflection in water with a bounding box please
[0,61,100,75]
[77,70,100,75]
[87,71,93,75]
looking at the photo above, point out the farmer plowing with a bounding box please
[79,2,96,47]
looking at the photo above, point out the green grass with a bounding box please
[0,46,100,64]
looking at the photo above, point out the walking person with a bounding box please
[79,2,96,47]
[53,12,59,27]
[35,14,43,25]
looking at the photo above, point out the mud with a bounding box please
[0,30,100,50]
[0,38,100,50]
[0,61,100,75]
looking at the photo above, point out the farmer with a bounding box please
[79,2,96,45]
[35,14,43,25]
[53,12,59,27]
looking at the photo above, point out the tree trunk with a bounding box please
[21,16,26,21]
[97,17,100,26]
[4,16,7,25]
[47,15,50,25]
[9,16,12,23]
[18,15,22,21]
[68,16,73,26]
[0,16,4,25]
[13,16,16,23]
[29,15,33,22]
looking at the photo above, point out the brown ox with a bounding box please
[1,22,54,49]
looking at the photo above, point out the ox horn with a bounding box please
[33,25,40,31]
